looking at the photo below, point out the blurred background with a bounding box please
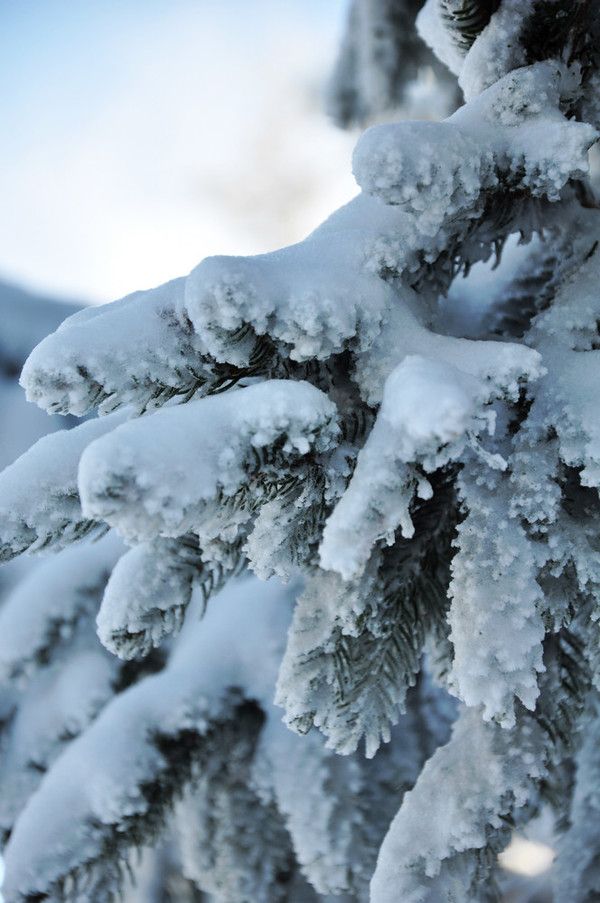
[0,0,357,305]
[0,2,557,899]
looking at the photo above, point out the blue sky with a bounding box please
[0,0,356,302]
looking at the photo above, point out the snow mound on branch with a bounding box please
[2,576,294,903]
[0,411,129,561]
[78,380,339,542]
[320,355,499,580]
[21,277,209,416]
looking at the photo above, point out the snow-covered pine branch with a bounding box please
[0,412,127,561]
[77,380,339,541]
[96,534,243,660]
[2,577,450,902]
[2,1,600,900]
[0,534,122,685]
[277,478,456,758]
[2,578,292,902]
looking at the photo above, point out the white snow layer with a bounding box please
[78,380,339,542]
[20,277,209,416]
[0,411,129,561]
[320,355,505,580]
[0,533,122,686]
[370,707,543,903]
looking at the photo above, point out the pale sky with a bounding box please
[0,0,358,303]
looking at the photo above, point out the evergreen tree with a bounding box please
[1,1,600,900]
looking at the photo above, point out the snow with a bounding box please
[416,0,464,76]
[526,241,600,488]
[0,410,128,561]
[448,464,546,726]
[354,62,597,213]
[354,118,487,232]
[320,355,498,580]
[244,473,324,582]
[353,288,544,406]
[3,4,600,901]
[556,699,600,900]
[78,380,339,542]
[183,197,401,365]
[370,707,543,903]
[21,277,209,416]
[255,691,448,899]
[0,533,122,686]
[0,648,117,842]
[417,0,533,102]
[458,0,532,101]
[96,538,198,659]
